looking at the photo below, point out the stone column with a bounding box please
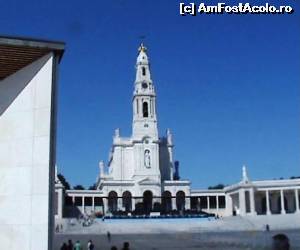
[239,189,246,216]
[249,189,256,215]
[295,189,299,213]
[55,189,64,219]
[185,197,191,210]
[82,196,85,214]
[103,198,108,215]
[280,190,286,214]
[207,196,210,210]
[197,197,201,211]
[172,197,176,210]
[118,197,122,211]
[72,196,75,217]
[216,196,219,211]
[92,197,95,212]
[266,190,271,215]
[225,194,233,216]
[131,197,135,212]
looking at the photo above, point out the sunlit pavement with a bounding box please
[54,230,300,250]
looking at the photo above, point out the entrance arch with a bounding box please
[162,191,172,213]
[176,191,185,212]
[143,190,153,214]
[108,191,118,213]
[122,191,132,212]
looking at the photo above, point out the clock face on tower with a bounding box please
[142,82,148,89]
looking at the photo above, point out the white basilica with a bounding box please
[95,44,190,214]
[55,44,300,220]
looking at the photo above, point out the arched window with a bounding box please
[142,67,146,76]
[143,102,148,117]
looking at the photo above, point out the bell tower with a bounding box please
[132,44,158,139]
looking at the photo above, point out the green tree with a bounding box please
[290,176,300,179]
[73,185,85,190]
[57,174,71,190]
[88,183,97,190]
[208,184,225,190]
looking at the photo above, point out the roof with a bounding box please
[224,178,300,193]
[0,35,65,80]
[191,189,225,194]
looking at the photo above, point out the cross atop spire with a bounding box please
[136,43,149,66]
[138,43,147,53]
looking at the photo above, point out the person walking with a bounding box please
[107,231,111,242]
[60,242,67,250]
[74,240,82,250]
[67,239,73,250]
[122,242,130,250]
[87,240,94,250]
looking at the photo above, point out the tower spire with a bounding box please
[135,43,151,82]
[132,43,158,139]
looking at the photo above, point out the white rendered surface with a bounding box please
[97,45,185,200]
[0,54,54,250]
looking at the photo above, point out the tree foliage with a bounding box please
[88,183,97,190]
[73,185,85,190]
[208,184,225,190]
[57,174,71,190]
[290,176,300,179]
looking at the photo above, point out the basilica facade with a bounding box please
[95,44,190,214]
[55,44,300,220]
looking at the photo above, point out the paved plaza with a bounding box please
[54,230,300,250]
[56,214,300,235]
[54,214,300,249]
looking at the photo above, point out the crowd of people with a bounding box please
[59,231,290,250]
[59,239,98,250]
[60,235,131,250]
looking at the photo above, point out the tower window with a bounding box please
[142,67,146,76]
[143,102,149,118]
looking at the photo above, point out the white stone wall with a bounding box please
[0,54,55,250]
[132,141,161,181]
[108,145,135,181]
[123,147,134,179]
[108,140,161,184]
[159,139,171,181]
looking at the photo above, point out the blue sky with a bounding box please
[1,0,299,188]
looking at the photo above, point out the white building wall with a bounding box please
[111,146,121,179]
[0,54,55,250]
[159,141,170,181]
[123,147,134,179]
